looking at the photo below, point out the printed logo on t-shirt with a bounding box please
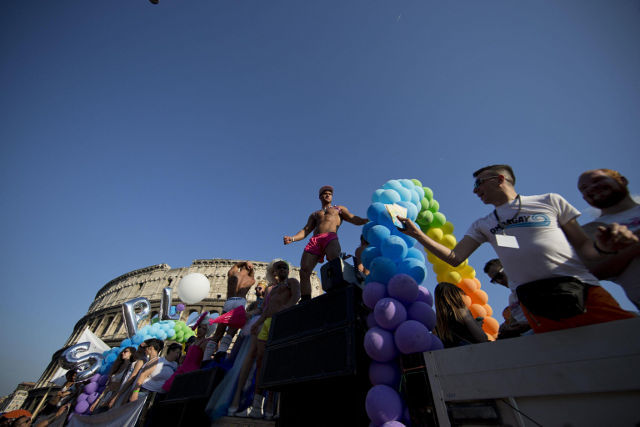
[490,214,551,234]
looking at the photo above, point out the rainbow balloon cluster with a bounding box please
[99,320,195,375]
[413,182,499,339]
[361,179,443,426]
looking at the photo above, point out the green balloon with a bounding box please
[429,199,440,213]
[175,331,184,342]
[420,197,430,211]
[423,187,434,201]
[417,210,434,226]
[411,179,423,188]
[431,212,446,228]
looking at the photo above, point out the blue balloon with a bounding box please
[370,257,397,284]
[170,306,176,315]
[372,189,385,203]
[362,221,376,242]
[132,334,144,345]
[397,258,427,284]
[396,232,416,248]
[367,203,387,223]
[399,179,414,190]
[367,225,391,247]
[396,201,417,222]
[381,235,408,262]
[410,189,421,208]
[379,189,401,205]
[121,338,133,348]
[406,247,426,263]
[414,185,425,200]
[382,180,403,192]
[396,186,412,202]
[361,246,382,270]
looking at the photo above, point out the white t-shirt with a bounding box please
[591,204,640,308]
[465,193,599,291]
[141,357,178,393]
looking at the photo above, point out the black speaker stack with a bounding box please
[261,284,371,426]
[150,366,225,425]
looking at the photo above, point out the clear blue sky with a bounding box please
[1,0,639,396]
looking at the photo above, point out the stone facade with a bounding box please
[22,258,321,415]
[0,382,34,413]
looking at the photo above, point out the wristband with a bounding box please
[594,241,617,255]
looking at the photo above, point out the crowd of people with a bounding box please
[6,167,638,425]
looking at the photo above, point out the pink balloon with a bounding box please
[363,281,387,309]
[374,298,407,331]
[387,274,418,304]
[364,327,398,362]
[394,320,432,354]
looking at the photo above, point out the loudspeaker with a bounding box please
[268,284,365,346]
[261,285,368,389]
[164,367,225,401]
[320,257,364,292]
[278,373,370,427]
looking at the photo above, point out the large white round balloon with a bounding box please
[177,273,211,304]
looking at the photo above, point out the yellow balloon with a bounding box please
[446,271,462,284]
[436,273,448,283]
[441,221,454,234]
[441,234,457,249]
[426,228,444,242]
[433,263,450,275]
[461,265,476,279]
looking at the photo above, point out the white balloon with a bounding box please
[177,273,211,304]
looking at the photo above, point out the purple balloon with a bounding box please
[394,320,433,354]
[382,422,405,427]
[75,400,90,414]
[367,312,378,329]
[416,285,434,307]
[430,335,444,351]
[364,327,398,362]
[87,392,100,404]
[77,392,89,402]
[387,274,419,304]
[363,281,388,309]
[369,361,401,387]
[374,298,407,331]
[83,382,98,395]
[366,385,403,425]
[407,301,436,331]
[98,374,109,386]
[370,257,397,285]
[90,373,101,383]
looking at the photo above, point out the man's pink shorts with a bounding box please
[304,232,338,262]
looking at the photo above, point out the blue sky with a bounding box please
[1,0,639,396]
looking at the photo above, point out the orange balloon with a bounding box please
[469,304,487,319]
[481,316,499,335]
[457,278,477,295]
[461,294,472,308]
[482,304,493,317]
[470,289,489,306]
[472,277,482,289]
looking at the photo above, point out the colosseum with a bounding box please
[22,258,321,414]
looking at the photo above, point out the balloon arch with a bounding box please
[361,178,497,426]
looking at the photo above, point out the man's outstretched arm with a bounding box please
[284,214,316,245]
[339,206,369,226]
[397,217,480,266]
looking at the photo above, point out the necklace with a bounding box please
[493,195,521,234]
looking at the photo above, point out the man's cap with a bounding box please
[319,185,334,196]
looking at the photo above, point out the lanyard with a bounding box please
[493,195,521,234]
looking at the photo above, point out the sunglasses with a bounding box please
[474,175,500,190]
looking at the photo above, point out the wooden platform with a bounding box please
[211,416,276,427]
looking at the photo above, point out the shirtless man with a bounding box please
[284,186,368,301]
[212,261,256,359]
